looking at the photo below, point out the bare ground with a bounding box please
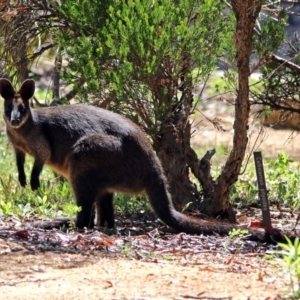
[0,238,288,300]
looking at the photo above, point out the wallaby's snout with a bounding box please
[5,101,27,127]
[11,119,20,126]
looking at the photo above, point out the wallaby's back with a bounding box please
[25,105,153,179]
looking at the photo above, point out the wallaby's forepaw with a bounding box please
[30,178,40,190]
[18,176,27,187]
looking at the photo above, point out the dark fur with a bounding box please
[0,78,217,233]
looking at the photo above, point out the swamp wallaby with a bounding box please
[0,78,225,234]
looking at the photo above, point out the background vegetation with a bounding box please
[0,0,299,223]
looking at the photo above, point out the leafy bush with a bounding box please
[275,237,300,299]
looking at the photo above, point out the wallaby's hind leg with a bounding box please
[70,177,98,229]
[69,134,123,229]
[96,193,115,228]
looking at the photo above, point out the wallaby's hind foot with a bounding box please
[72,188,115,230]
[96,193,115,228]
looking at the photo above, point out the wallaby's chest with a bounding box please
[7,129,36,156]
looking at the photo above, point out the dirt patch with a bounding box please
[0,238,288,300]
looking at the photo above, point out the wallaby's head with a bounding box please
[0,79,35,128]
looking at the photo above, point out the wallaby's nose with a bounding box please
[11,119,20,126]
[10,110,21,126]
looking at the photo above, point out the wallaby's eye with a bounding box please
[19,104,26,113]
[5,104,12,115]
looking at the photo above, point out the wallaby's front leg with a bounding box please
[16,150,26,187]
[30,159,44,190]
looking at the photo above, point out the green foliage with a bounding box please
[225,228,249,249]
[266,151,300,208]
[251,8,296,112]
[57,0,111,96]
[231,151,300,208]
[257,60,300,108]
[119,241,133,255]
[253,11,287,58]
[276,237,300,299]
[57,0,232,134]
[231,162,258,206]
[104,0,227,78]
[228,228,248,239]
[114,194,151,215]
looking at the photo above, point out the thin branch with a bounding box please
[29,43,57,61]
[270,54,300,75]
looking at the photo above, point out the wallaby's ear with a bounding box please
[18,79,35,101]
[0,78,15,100]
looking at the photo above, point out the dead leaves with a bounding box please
[11,230,31,240]
[0,217,275,266]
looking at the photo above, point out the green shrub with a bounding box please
[231,151,300,208]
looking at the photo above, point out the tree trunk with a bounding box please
[15,33,29,82]
[190,0,262,221]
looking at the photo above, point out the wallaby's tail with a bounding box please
[145,175,235,236]
[145,173,292,244]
